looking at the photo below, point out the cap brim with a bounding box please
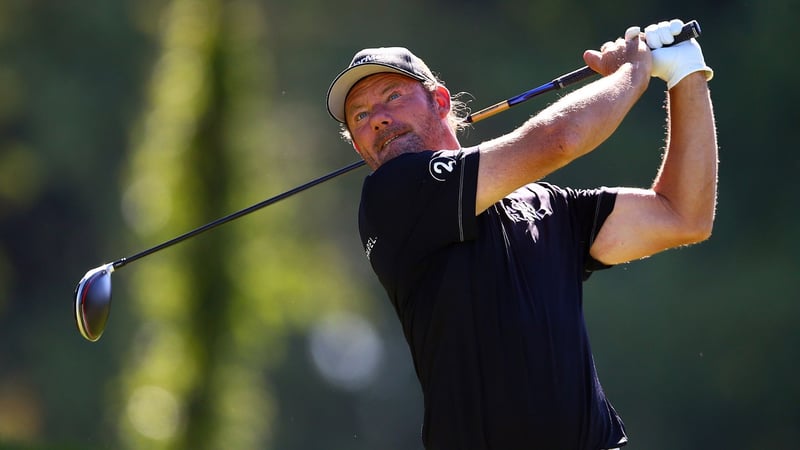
[326,63,426,123]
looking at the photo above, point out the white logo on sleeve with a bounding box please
[429,155,457,181]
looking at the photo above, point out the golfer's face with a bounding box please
[345,73,443,169]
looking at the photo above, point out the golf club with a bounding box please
[75,20,702,342]
[74,159,366,342]
[466,19,701,123]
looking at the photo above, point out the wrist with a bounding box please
[623,61,651,95]
[667,65,713,90]
[668,71,709,92]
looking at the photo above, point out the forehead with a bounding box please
[345,73,422,107]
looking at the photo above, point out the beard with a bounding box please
[372,104,449,165]
[373,128,426,162]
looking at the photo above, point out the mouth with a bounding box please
[380,132,408,151]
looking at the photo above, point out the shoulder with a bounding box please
[370,147,479,178]
[363,148,479,198]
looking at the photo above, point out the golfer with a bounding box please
[326,19,716,450]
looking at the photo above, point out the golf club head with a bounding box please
[74,264,114,342]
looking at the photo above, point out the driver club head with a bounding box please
[74,264,114,342]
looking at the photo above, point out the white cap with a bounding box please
[326,47,436,123]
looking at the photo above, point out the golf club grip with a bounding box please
[553,19,701,89]
[466,20,701,123]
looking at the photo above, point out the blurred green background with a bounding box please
[1,0,797,449]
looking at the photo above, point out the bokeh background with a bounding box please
[1,0,797,449]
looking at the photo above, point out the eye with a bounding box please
[354,111,368,122]
[388,92,401,101]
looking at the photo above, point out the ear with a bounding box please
[433,85,452,118]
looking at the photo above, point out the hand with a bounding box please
[583,28,652,80]
[645,19,714,89]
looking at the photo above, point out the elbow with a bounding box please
[677,213,715,245]
[688,199,718,244]
[683,224,713,245]
[656,191,717,247]
[697,214,716,242]
[539,125,586,164]
[557,124,589,159]
[532,114,589,161]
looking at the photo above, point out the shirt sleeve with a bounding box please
[565,186,617,280]
[358,148,480,292]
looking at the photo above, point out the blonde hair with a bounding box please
[338,79,472,144]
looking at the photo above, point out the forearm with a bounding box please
[475,63,648,213]
[653,72,718,238]
[526,61,650,158]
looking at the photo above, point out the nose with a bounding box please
[370,107,392,131]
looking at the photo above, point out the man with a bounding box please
[326,19,717,450]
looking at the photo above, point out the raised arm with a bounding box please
[590,26,718,264]
[590,72,717,264]
[474,30,653,214]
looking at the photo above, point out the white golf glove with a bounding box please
[641,19,714,89]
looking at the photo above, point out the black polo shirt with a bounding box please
[358,148,627,450]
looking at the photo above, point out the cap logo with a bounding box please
[354,54,381,65]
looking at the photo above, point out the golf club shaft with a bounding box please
[111,20,702,269]
[465,20,701,123]
[113,159,367,269]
